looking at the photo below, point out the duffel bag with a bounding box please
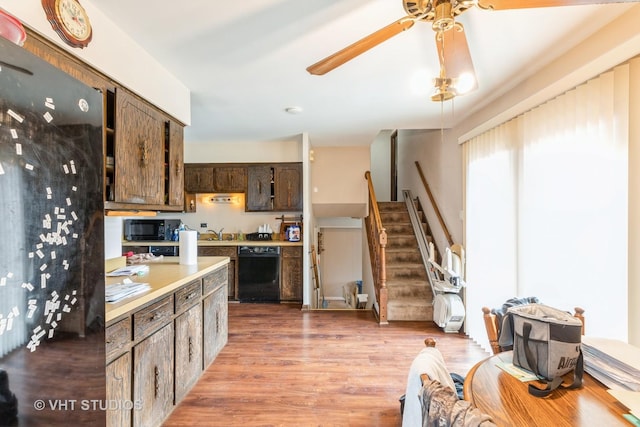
[506,303,584,397]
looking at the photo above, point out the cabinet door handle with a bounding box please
[154,366,160,398]
[139,141,148,166]
[215,312,220,334]
[175,161,180,177]
[188,337,193,362]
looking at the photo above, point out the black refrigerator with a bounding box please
[0,37,105,426]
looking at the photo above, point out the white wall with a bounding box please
[397,129,462,257]
[184,140,302,163]
[318,227,363,300]
[0,1,190,124]
[310,146,369,217]
[104,217,122,259]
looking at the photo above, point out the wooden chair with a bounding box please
[482,305,585,354]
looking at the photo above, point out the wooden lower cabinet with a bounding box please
[199,247,237,300]
[106,352,131,427]
[105,263,229,427]
[133,323,174,427]
[175,304,203,401]
[281,246,303,302]
[203,284,229,368]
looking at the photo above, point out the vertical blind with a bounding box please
[463,63,632,351]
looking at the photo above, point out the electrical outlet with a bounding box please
[200,223,207,228]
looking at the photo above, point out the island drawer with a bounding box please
[133,295,174,340]
[175,279,202,314]
[106,317,131,362]
[202,266,227,295]
[199,246,236,258]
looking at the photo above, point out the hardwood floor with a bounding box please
[164,303,489,427]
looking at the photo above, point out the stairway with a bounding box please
[378,201,433,322]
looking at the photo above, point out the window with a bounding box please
[464,65,630,350]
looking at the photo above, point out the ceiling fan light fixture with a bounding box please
[431,76,457,102]
[431,87,456,102]
[452,72,476,95]
[432,0,454,31]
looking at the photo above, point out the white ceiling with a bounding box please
[88,0,635,147]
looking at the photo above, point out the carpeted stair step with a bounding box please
[387,298,433,321]
[386,235,419,249]
[378,201,407,212]
[386,249,422,264]
[386,279,432,299]
[386,263,428,280]
[380,211,411,223]
[384,223,414,235]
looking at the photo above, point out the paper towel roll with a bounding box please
[179,230,198,265]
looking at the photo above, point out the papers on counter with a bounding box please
[582,337,640,422]
[495,362,539,382]
[582,336,640,392]
[106,278,150,303]
[608,389,640,420]
[106,264,149,277]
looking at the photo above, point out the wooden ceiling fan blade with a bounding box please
[477,0,637,11]
[436,23,478,94]
[306,17,415,75]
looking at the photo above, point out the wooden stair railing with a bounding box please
[415,161,467,281]
[415,161,454,247]
[364,171,388,325]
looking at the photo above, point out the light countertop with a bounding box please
[105,256,229,323]
[122,240,303,247]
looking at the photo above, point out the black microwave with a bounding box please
[124,219,181,241]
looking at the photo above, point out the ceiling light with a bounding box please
[284,106,303,114]
[453,72,476,95]
[431,77,456,102]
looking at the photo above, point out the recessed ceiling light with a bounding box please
[284,106,303,114]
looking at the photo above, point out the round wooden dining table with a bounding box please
[463,351,630,427]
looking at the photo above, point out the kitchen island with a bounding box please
[105,256,229,323]
[105,256,230,427]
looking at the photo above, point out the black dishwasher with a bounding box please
[237,246,280,302]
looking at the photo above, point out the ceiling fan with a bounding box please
[306,0,637,101]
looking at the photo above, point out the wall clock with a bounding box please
[42,0,92,49]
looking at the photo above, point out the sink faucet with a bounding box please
[206,228,224,240]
